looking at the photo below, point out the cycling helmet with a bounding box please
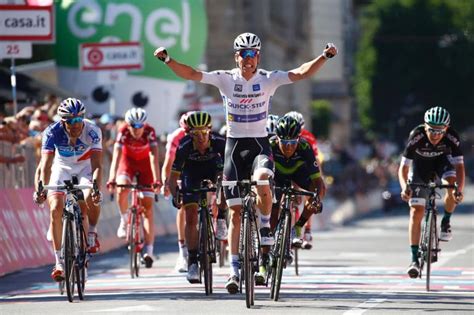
[57,98,85,119]
[276,115,302,140]
[285,111,305,128]
[125,108,147,128]
[424,106,450,126]
[179,111,192,130]
[266,114,280,135]
[234,32,261,51]
[187,111,212,129]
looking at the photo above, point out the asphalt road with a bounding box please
[1,205,473,314]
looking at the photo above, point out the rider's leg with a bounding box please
[49,194,65,259]
[228,204,241,278]
[177,206,187,257]
[142,196,155,255]
[441,176,457,240]
[409,205,425,259]
[184,203,199,282]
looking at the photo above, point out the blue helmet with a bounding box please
[57,98,85,119]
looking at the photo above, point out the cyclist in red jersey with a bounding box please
[284,111,325,249]
[162,111,192,272]
[107,108,162,268]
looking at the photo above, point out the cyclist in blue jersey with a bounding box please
[34,98,103,282]
[155,32,337,293]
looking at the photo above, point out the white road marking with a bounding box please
[342,298,387,315]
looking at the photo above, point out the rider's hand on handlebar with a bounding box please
[91,190,103,205]
[152,180,163,193]
[172,196,182,209]
[33,190,47,205]
[106,180,116,193]
[454,190,463,204]
[401,187,412,202]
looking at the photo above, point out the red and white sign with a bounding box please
[80,42,143,71]
[0,42,32,59]
[0,5,55,43]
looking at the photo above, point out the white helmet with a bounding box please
[125,108,147,128]
[266,114,280,135]
[234,32,261,51]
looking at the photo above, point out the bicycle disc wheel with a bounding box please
[274,212,291,301]
[426,211,434,291]
[76,223,87,300]
[129,211,137,279]
[243,213,253,308]
[64,218,75,302]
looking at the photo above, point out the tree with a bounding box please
[355,0,474,143]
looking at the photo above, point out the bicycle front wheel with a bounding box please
[129,211,139,278]
[63,218,76,302]
[243,213,254,308]
[273,211,291,301]
[426,211,435,291]
[76,222,87,300]
[200,210,212,295]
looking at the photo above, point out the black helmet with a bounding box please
[186,111,212,129]
[275,115,302,140]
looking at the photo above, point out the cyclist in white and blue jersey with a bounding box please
[34,98,103,282]
[154,33,337,293]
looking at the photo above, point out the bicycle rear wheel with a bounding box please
[426,211,435,291]
[63,218,76,302]
[294,247,299,276]
[273,211,291,301]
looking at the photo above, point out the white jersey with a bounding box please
[201,68,292,138]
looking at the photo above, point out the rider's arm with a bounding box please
[398,159,411,192]
[169,171,180,199]
[287,44,337,82]
[149,144,161,184]
[154,48,203,81]
[108,143,122,183]
[161,154,174,187]
[309,176,326,199]
[90,150,103,190]
[38,152,54,187]
[454,163,465,193]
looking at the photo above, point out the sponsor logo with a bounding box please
[234,84,242,92]
[88,129,101,144]
[252,84,260,91]
[227,101,266,110]
[415,149,444,158]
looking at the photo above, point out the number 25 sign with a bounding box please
[0,42,32,59]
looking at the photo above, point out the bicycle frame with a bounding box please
[269,184,320,301]
[41,179,94,302]
[178,180,217,295]
[410,181,457,291]
[221,179,270,309]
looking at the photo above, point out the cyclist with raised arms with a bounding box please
[33,98,103,282]
[154,32,337,293]
[168,111,226,283]
[284,110,322,249]
[398,106,464,278]
[162,111,192,272]
[107,108,162,268]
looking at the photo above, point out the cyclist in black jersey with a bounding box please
[398,106,465,278]
[255,116,326,283]
[168,111,227,283]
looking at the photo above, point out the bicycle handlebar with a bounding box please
[110,183,159,202]
[221,179,271,186]
[275,186,319,198]
[408,181,458,191]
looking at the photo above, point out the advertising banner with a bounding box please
[54,0,207,132]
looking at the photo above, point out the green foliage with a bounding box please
[355,0,474,141]
[310,99,331,138]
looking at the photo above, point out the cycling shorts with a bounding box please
[47,163,92,197]
[117,158,154,196]
[180,163,221,206]
[223,137,274,207]
[408,155,456,207]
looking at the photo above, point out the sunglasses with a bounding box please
[427,127,446,135]
[239,49,259,59]
[131,123,144,129]
[190,129,210,136]
[280,138,299,145]
[64,116,84,125]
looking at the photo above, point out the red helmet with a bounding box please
[179,111,194,131]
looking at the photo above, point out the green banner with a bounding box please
[55,0,207,81]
